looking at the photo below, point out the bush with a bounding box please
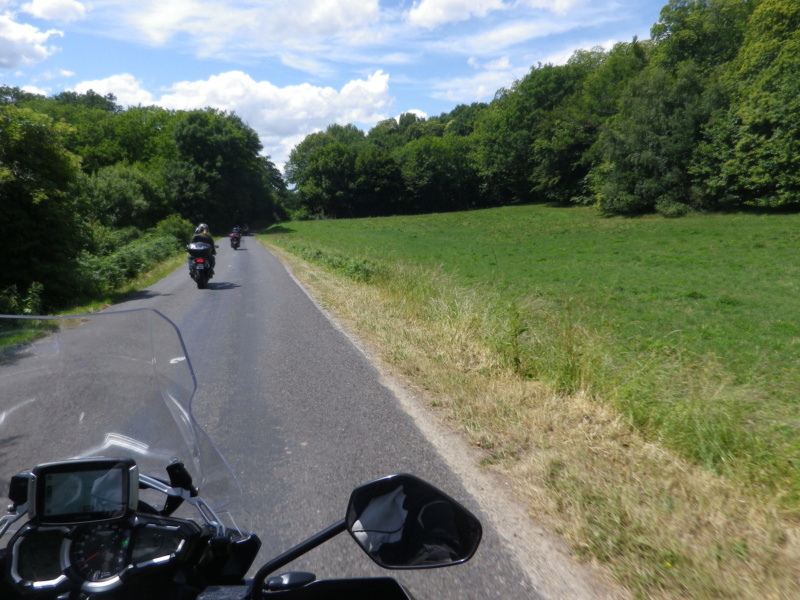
[151,214,194,248]
[76,223,188,295]
[655,199,692,218]
[0,283,43,315]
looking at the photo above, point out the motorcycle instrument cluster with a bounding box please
[5,459,201,595]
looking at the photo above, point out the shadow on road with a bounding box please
[117,290,170,304]
[208,282,241,291]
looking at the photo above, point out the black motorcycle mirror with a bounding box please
[250,474,481,599]
[346,473,482,569]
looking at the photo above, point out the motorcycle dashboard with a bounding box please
[6,513,201,595]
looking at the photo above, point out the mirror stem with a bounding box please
[250,519,346,598]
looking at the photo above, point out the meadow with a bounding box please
[267,206,800,497]
[263,206,800,598]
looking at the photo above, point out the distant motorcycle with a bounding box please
[230,231,241,250]
[186,242,216,289]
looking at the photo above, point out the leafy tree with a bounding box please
[76,163,170,230]
[0,85,43,105]
[21,95,125,173]
[285,132,358,218]
[651,0,756,73]
[693,0,800,207]
[403,117,445,142]
[52,89,122,113]
[326,123,367,148]
[163,160,211,226]
[472,63,588,206]
[352,145,405,216]
[109,106,178,168]
[366,118,403,153]
[530,41,649,205]
[169,109,280,227]
[592,61,712,214]
[0,105,86,308]
[396,135,480,213]
[438,103,488,137]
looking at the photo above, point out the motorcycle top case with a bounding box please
[188,242,213,257]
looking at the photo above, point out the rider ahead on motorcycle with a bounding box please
[190,223,216,274]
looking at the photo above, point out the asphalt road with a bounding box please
[113,235,539,599]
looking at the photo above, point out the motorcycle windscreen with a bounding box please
[0,309,241,526]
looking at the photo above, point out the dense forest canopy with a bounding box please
[285,0,797,219]
[1,88,287,312]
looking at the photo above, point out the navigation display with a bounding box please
[32,459,136,524]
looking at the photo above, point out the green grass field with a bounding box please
[265,205,800,504]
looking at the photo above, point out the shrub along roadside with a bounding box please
[261,238,800,600]
[1,214,193,316]
[75,214,193,299]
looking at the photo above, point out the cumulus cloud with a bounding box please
[21,0,86,21]
[160,70,392,167]
[73,69,393,168]
[0,13,62,68]
[407,0,505,29]
[22,83,49,95]
[74,73,156,105]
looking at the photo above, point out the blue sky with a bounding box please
[1,0,668,168]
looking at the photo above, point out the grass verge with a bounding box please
[260,235,800,600]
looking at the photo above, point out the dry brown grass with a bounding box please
[266,243,800,600]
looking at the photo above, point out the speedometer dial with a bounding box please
[69,522,131,582]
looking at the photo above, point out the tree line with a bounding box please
[285,0,799,219]
[1,88,287,312]
[3,0,795,311]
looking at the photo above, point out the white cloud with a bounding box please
[431,68,522,103]
[21,0,86,21]
[520,0,589,15]
[21,83,48,94]
[0,12,62,68]
[436,18,578,55]
[278,53,333,79]
[38,67,74,79]
[469,55,510,70]
[123,0,380,53]
[74,73,155,105]
[407,0,505,29]
[73,69,393,168]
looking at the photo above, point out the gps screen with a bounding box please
[33,460,134,523]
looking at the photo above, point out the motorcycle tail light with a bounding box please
[197,258,205,264]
